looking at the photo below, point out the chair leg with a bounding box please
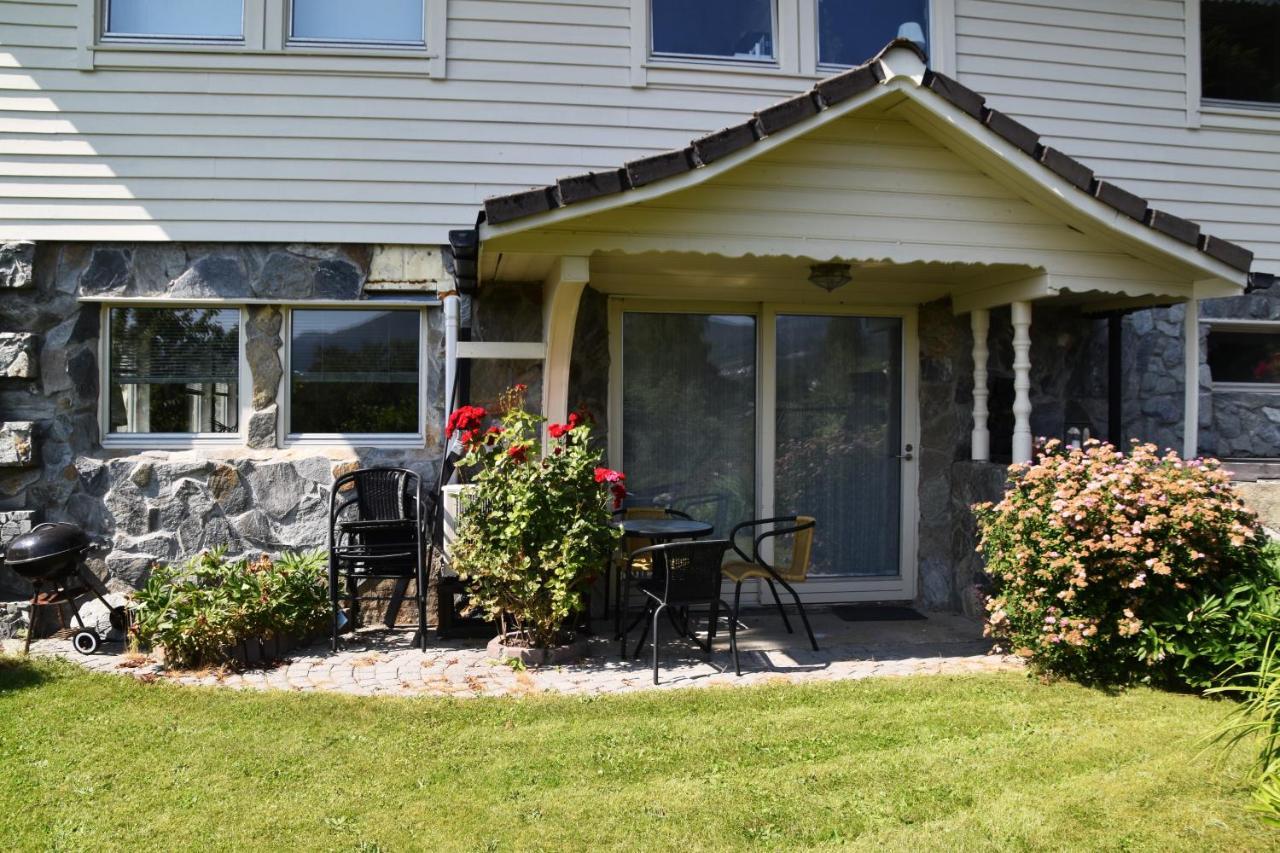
[778,578,818,651]
[416,571,428,652]
[704,597,720,655]
[330,583,340,652]
[731,582,743,676]
[347,575,360,637]
[765,579,794,634]
[651,603,665,685]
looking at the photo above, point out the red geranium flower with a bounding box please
[567,412,582,429]
[548,422,568,439]
[593,467,625,484]
[610,482,627,509]
[506,445,527,463]
[446,405,486,439]
[484,425,504,446]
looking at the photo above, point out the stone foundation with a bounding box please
[0,240,447,596]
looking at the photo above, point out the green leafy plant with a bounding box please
[130,548,329,668]
[976,439,1271,688]
[1209,630,1280,825]
[449,385,622,650]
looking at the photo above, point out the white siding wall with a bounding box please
[2,0,1279,274]
[956,0,1280,273]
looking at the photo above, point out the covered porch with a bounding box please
[453,42,1250,611]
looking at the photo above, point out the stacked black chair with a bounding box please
[328,467,428,651]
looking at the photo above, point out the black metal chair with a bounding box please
[328,467,428,651]
[619,538,733,685]
[609,504,693,638]
[722,516,819,675]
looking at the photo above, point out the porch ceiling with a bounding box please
[471,40,1253,311]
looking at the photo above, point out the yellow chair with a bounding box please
[722,515,818,675]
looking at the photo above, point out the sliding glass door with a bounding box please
[772,314,902,579]
[620,312,756,534]
[614,302,916,602]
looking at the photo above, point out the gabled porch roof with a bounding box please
[466,39,1252,310]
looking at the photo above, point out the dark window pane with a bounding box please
[290,309,420,434]
[818,0,928,68]
[1208,330,1280,383]
[291,0,424,44]
[1202,0,1280,103]
[107,0,243,38]
[651,0,774,60]
[109,307,240,434]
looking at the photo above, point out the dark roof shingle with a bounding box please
[480,37,1250,276]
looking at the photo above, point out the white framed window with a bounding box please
[78,0,447,77]
[99,305,248,449]
[289,0,426,48]
[630,0,950,87]
[650,0,778,65]
[1207,321,1280,393]
[102,0,245,42]
[815,0,929,71]
[1200,0,1280,109]
[283,307,428,448]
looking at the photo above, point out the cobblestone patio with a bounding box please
[12,608,1021,697]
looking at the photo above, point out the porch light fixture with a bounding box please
[809,262,852,293]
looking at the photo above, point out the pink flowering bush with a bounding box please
[976,439,1277,687]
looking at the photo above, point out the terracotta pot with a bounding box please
[485,631,589,666]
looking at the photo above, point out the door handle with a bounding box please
[892,444,914,461]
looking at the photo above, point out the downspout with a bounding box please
[443,290,459,419]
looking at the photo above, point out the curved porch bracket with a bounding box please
[542,256,590,432]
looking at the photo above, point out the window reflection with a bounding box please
[109,307,240,435]
[291,0,425,44]
[817,0,928,68]
[106,0,243,39]
[290,309,420,434]
[1202,0,1280,104]
[651,0,775,61]
[1208,330,1280,383]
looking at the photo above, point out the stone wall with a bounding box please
[915,298,1105,610]
[1103,279,1280,459]
[0,241,447,595]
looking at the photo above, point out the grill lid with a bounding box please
[3,522,89,572]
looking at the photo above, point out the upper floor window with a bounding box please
[107,307,242,437]
[651,0,775,63]
[290,0,426,46]
[817,0,928,68]
[1202,0,1280,105]
[104,0,244,41]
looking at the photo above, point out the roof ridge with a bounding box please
[480,38,1252,275]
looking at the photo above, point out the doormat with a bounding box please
[830,605,926,622]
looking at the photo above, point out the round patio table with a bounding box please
[611,517,714,541]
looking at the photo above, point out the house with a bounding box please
[1,1,1278,614]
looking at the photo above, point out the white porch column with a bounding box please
[541,256,590,430]
[1011,300,1033,464]
[970,308,990,462]
[1183,299,1200,459]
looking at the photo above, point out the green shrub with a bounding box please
[976,440,1272,688]
[450,386,622,649]
[131,548,329,668]
[1210,631,1280,825]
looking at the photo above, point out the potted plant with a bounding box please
[449,385,624,665]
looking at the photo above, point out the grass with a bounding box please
[0,657,1275,852]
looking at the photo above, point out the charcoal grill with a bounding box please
[2,522,126,655]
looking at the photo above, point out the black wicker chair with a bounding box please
[328,467,427,651]
[619,538,733,684]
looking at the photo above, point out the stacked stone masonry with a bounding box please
[0,241,446,596]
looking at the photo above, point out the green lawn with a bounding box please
[0,657,1274,852]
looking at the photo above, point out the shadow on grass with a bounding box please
[0,654,52,693]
